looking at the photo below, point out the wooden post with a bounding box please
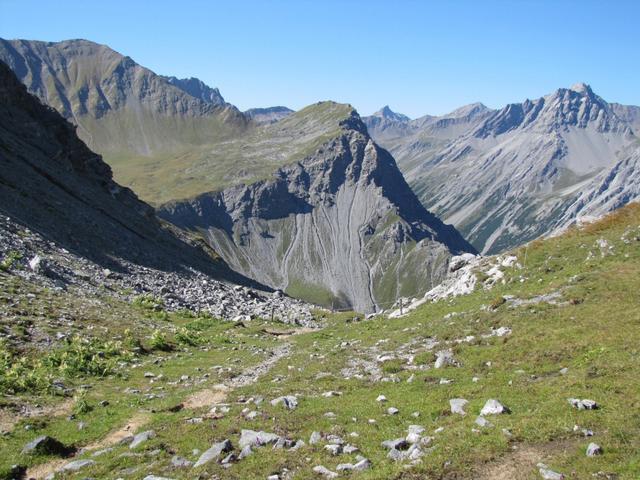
[400,298,403,315]
[271,306,275,322]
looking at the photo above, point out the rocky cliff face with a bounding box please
[0,38,247,158]
[160,106,475,312]
[366,86,640,254]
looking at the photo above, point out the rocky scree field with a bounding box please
[1,201,639,479]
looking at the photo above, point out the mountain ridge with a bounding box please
[365,84,640,254]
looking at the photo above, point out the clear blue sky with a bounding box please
[1,0,638,117]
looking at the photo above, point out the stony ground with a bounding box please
[1,204,640,479]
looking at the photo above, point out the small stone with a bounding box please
[60,459,96,472]
[376,395,387,402]
[450,398,468,415]
[434,349,457,368]
[171,455,193,468]
[568,398,598,410]
[309,431,322,444]
[387,407,399,415]
[325,444,343,455]
[271,395,298,410]
[586,443,603,457]
[353,457,372,470]
[537,463,564,479]
[475,416,493,428]
[312,465,338,478]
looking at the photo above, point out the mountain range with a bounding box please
[2,36,640,309]
[364,85,640,253]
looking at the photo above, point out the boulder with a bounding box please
[21,436,69,456]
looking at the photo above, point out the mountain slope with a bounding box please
[367,86,640,254]
[160,104,475,312]
[0,38,248,201]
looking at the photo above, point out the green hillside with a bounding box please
[2,203,639,479]
[109,102,354,204]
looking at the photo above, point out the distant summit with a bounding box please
[373,105,411,123]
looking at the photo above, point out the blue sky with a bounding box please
[1,0,638,117]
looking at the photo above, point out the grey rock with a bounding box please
[450,398,469,415]
[60,459,96,472]
[129,430,156,449]
[309,431,322,444]
[381,438,409,451]
[270,395,298,410]
[537,463,565,480]
[193,439,233,467]
[170,455,193,468]
[312,465,338,478]
[239,429,281,449]
[21,436,69,456]
[475,416,493,428]
[434,349,457,368]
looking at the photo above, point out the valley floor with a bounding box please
[2,205,640,479]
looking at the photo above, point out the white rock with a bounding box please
[480,399,509,415]
[450,398,468,415]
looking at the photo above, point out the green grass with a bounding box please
[105,101,355,205]
[1,204,640,479]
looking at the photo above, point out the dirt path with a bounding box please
[474,440,576,480]
[25,338,300,479]
[0,398,74,433]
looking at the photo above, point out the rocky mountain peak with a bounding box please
[373,105,411,123]
[473,84,631,138]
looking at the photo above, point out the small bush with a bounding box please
[149,330,172,351]
[490,295,506,309]
[73,393,93,415]
[132,294,164,311]
[0,251,22,271]
[175,327,201,346]
[381,359,404,374]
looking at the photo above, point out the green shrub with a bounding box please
[381,359,404,374]
[149,330,172,351]
[0,251,22,271]
[132,294,164,311]
[175,327,201,346]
